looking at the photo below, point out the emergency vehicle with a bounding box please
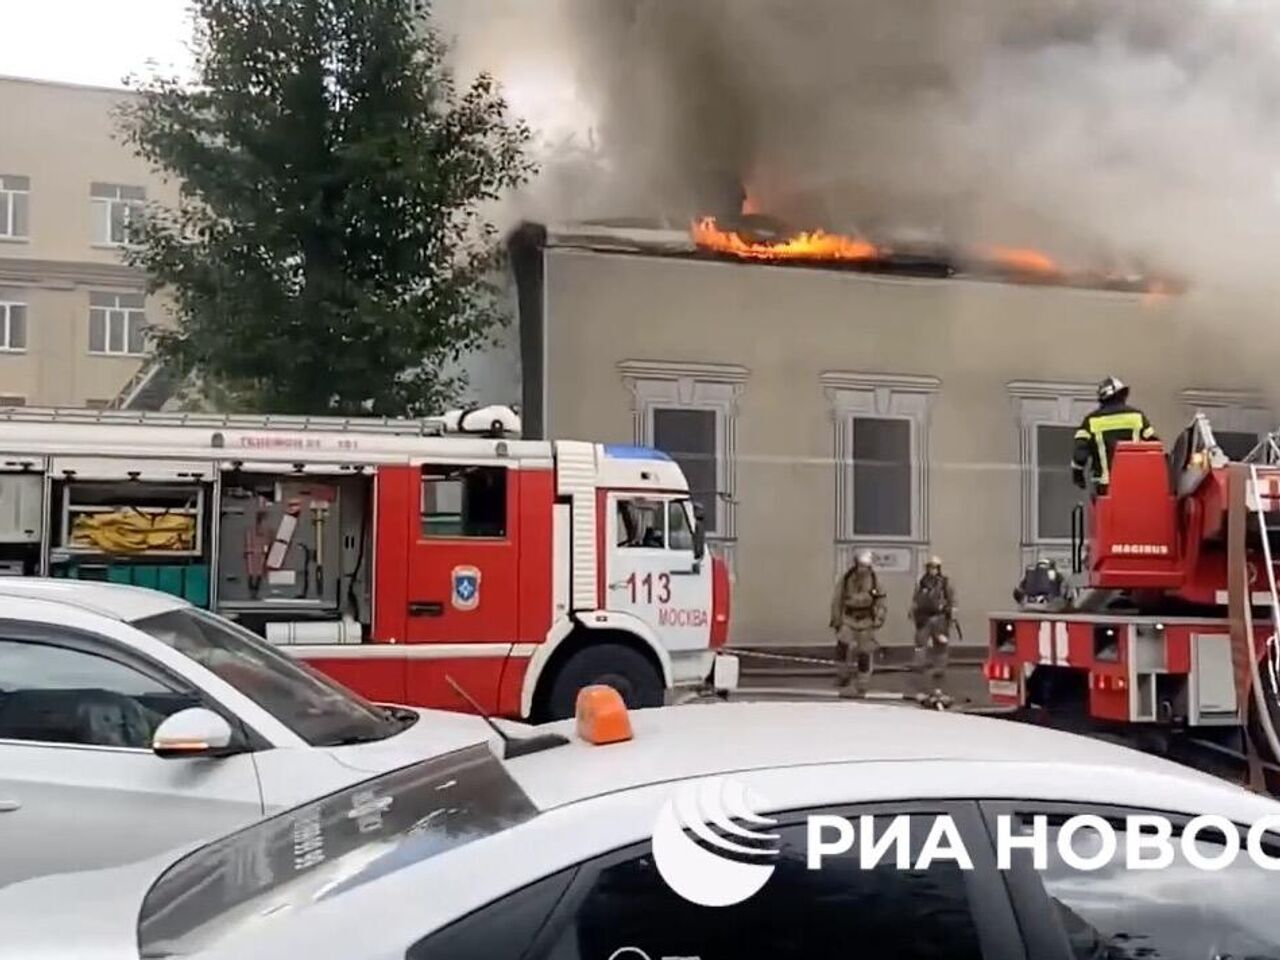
[0,405,736,721]
[985,414,1280,781]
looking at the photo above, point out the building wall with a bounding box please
[540,246,1272,649]
[0,75,180,408]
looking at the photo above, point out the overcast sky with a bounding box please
[2,0,194,87]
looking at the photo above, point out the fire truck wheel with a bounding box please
[544,643,664,721]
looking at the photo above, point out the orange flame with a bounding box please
[980,245,1060,275]
[692,216,879,263]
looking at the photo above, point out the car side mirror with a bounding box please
[692,506,707,561]
[152,707,237,760]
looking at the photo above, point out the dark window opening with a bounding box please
[853,417,911,537]
[653,407,718,534]
[421,465,507,539]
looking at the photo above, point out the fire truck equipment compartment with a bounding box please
[0,473,42,544]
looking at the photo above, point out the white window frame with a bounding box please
[825,372,939,578]
[1181,389,1273,458]
[0,175,29,240]
[0,300,27,353]
[90,183,145,247]
[1007,380,1097,570]
[88,293,148,357]
[619,359,748,572]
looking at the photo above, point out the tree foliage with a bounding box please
[119,0,533,415]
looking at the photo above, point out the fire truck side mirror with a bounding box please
[693,516,706,561]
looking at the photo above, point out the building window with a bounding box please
[825,373,939,575]
[1007,381,1097,567]
[851,417,912,537]
[619,360,748,550]
[88,292,147,356]
[0,175,29,240]
[652,407,718,530]
[1181,389,1272,461]
[0,301,27,352]
[0,396,24,408]
[90,182,145,246]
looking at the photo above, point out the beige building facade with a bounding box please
[511,222,1278,650]
[0,76,177,409]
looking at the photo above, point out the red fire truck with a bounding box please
[985,414,1280,780]
[0,405,736,721]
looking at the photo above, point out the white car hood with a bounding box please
[325,707,530,775]
[0,850,181,960]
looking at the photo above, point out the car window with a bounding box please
[0,638,198,748]
[1021,813,1280,960]
[138,743,538,958]
[414,812,996,960]
[132,607,404,748]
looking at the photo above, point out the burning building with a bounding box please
[507,213,1272,652]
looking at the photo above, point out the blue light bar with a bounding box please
[603,444,672,462]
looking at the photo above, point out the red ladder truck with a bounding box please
[0,405,736,721]
[986,414,1280,789]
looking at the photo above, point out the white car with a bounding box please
[2,698,1279,960]
[0,579,504,888]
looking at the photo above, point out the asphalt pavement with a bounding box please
[708,646,993,711]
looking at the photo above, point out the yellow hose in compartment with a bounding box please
[70,509,196,554]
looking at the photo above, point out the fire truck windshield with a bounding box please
[132,608,404,747]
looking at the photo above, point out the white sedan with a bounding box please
[2,696,1279,960]
[0,579,503,888]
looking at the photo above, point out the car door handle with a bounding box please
[408,601,444,617]
[0,800,21,813]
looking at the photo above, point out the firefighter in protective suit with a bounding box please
[909,556,955,703]
[1072,376,1157,497]
[830,551,886,698]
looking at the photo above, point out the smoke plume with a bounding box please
[433,0,1280,292]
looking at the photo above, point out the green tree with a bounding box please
[119,0,533,415]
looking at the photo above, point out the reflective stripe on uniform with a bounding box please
[1085,411,1146,486]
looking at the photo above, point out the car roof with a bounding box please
[0,577,190,622]
[507,700,1240,810]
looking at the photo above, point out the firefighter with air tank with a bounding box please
[909,555,955,707]
[830,551,886,699]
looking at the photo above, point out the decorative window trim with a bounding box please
[824,372,939,579]
[1007,380,1095,569]
[1180,388,1272,440]
[619,359,748,574]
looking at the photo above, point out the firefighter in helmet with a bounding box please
[909,555,955,702]
[1072,376,1158,496]
[830,551,886,698]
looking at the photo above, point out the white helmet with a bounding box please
[926,555,942,569]
[855,551,873,567]
[1097,376,1128,403]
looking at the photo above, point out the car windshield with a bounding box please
[137,743,537,958]
[132,608,404,747]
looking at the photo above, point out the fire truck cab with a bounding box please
[0,406,736,721]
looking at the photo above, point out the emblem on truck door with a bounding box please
[451,566,481,611]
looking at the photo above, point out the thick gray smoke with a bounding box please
[434,0,1280,293]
